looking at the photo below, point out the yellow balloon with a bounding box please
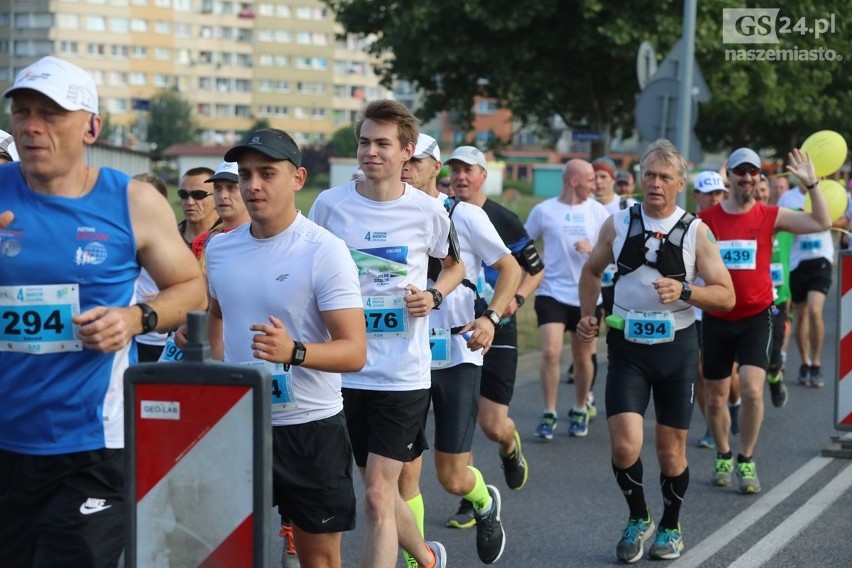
[801,130,848,177]
[803,179,849,221]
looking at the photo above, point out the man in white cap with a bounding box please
[700,146,830,495]
[447,145,543,499]
[399,134,520,564]
[191,161,250,274]
[0,55,205,567]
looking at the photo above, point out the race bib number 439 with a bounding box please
[0,284,81,354]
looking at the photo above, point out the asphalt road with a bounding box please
[271,276,852,568]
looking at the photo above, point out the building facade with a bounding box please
[0,0,390,148]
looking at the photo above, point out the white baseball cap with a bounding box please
[206,161,239,183]
[693,171,728,193]
[446,145,487,169]
[3,56,98,114]
[413,133,441,162]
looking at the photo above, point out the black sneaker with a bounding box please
[767,373,789,407]
[446,497,476,529]
[474,485,506,564]
[500,430,528,491]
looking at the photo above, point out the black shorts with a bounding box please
[481,317,518,406]
[0,449,125,568]
[430,364,481,454]
[136,342,165,363]
[533,295,603,332]
[605,325,698,430]
[768,303,788,371]
[601,285,615,314]
[701,310,773,380]
[272,412,356,534]
[695,319,703,352]
[342,388,429,468]
[790,257,833,302]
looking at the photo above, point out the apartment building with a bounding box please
[0,0,389,147]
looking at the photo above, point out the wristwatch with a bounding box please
[291,341,306,366]
[137,303,158,334]
[483,309,501,327]
[679,281,692,302]
[427,288,443,308]
[514,293,525,307]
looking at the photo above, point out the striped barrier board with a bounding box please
[837,250,852,430]
[125,361,272,567]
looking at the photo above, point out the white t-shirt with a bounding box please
[525,197,609,306]
[309,181,452,391]
[206,214,363,426]
[777,188,834,269]
[611,206,699,331]
[429,195,510,367]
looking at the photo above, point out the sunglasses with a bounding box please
[438,180,451,188]
[178,189,213,200]
[731,165,760,177]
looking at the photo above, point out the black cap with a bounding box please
[224,129,302,167]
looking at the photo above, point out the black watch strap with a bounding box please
[137,303,158,334]
[292,341,306,366]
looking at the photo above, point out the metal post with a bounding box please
[676,0,697,209]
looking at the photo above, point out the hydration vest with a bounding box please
[615,203,696,281]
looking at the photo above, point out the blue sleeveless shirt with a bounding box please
[0,164,138,454]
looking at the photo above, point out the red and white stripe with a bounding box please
[838,252,852,428]
[135,384,256,567]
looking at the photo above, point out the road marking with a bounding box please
[670,456,833,568]
[728,460,852,568]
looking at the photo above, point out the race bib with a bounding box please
[602,264,617,287]
[798,236,822,252]
[241,360,298,410]
[0,284,81,354]
[719,240,757,270]
[625,310,675,345]
[769,262,784,287]
[363,295,409,338]
[157,333,184,362]
[429,327,452,369]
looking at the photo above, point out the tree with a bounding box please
[146,87,199,152]
[328,125,358,158]
[325,0,851,159]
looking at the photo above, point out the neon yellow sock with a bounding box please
[402,494,425,568]
[463,466,492,512]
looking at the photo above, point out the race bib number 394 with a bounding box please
[0,284,81,354]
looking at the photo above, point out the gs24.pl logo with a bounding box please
[722,9,837,44]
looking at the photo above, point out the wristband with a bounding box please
[805,181,819,190]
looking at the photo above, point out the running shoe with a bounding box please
[567,408,589,437]
[615,512,655,564]
[474,485,506,564]
[426,541,447,568]
[736,460,761,494]
[809,365,825,388]
[566,363,575,383]
[696,430,716,449]
[713,455,733,487]
[500,430,528,491]
[767,374,789,407]
[446,498,476,529]
[535,412,558,440]
[648,524,685,560]
[798,363,810,386]
[587,394,598,419]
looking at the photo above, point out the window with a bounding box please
[216,78,230,92]
[154,74,171,87]
[86,15,106,32]
[131,19,147,32]
[87,43,106,56]
[174,22,191,37]
[475,99,498,115]
[57,14,80,30]
[298,81,326,95]
[130,46,147,58]
[276,5,291,17]
[108,98,128,113]
[259,105,288,117]
[110,18,129,33]
[199,77,213,90]
[237,28,252,42]
[274,30,291,43]
[14,40,54,57]
[155,21,172,34]
[154,47,171,60]
[155,0,171,6]
[60,41,78,55]
[111,45,129,57]
[17,13,53,29]
[174,0,191,11]
[109,72,128,86]
[258,79,289,92]
[234,105,251,118]
[197,103,211,116]
[129,72,147,85]
[236,53,252,67]
[296,32,310,45]
[234,79,250,92]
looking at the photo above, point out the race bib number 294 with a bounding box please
[0,284,81,354]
